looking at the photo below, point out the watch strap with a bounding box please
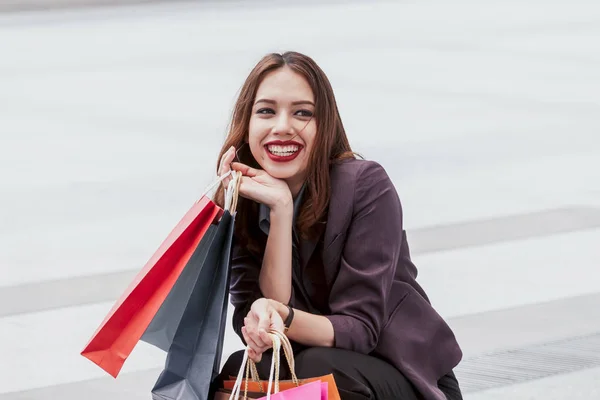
[283,304,295,330]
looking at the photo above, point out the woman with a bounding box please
[211,51,463,400]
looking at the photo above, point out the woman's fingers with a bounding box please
[267,307,285,333]
[236,176,281,203]
[242,327,263,351]
[242,328,263,363]
[245,318,273,360]
[236,176,264,204]
[218,147,234,175]
[218,146,236,187]
[250,311,278,354]
[242,326,268,363]
[256,309,275,345]
[242,321,265,348]
[244,317,269,349]
[231,162,260,178]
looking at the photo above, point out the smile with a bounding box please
[267,144,300,155]
[264,142,303,162]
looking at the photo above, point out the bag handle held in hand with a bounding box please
[229,333,281,400]
[225,170,242,213]
[228,329,299,400]
[240,329,299,395]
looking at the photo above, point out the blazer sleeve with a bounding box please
[325,161,402,354]
[229,239,264,344]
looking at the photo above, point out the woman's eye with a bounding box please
[295,109,313,117]
[256,108,275,114]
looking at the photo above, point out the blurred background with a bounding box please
[1,0,599,399]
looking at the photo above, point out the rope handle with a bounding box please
[247,330,299,390]
[199,170,232,200]
[226,170,242,213]
[270,330,299,386]
[228,329,298,400]
[229,334,281,400]
[244,330,298,393]
[197,169,241,215]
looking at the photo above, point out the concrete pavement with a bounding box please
[1,1,599,398]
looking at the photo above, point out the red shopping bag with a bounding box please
[81,195,222,378]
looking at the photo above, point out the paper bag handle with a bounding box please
[227,329,301,400]
[199,170,232,200]
[224,170,242,213]
[229,333,282,400]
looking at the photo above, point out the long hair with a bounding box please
[214,51,356,255]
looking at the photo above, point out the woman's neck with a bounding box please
[286,178,305,200]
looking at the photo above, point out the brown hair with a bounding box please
[214,51,357,254]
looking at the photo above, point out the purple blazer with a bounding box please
[229,158,463,400]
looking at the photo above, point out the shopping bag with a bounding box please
[80,172,231,378]
[214,382,326,400]
[219,330,329,400]
[142,223,219,351]
[151,172,241,400]
[220,330,340,400]
[256,381,324,400]
[221,375,338,400]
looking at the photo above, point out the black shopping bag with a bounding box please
[141,225,220,351]
[140,171,239,353]
[151,209,235,400]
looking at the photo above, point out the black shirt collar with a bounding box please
[258,184,306,235]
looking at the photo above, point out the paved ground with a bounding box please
[1,1,599,399]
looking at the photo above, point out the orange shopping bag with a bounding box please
[81,174,230,378]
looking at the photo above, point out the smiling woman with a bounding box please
[210,52,464,400]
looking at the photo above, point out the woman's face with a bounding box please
[247,66,317,196]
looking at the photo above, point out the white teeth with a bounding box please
[267,144,299,155]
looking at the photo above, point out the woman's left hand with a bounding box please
[242,298,285,362]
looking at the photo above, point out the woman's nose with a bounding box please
[273,113,293,135]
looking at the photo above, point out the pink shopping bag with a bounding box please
[256,380,326,400]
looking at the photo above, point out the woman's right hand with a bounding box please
[218,145,293,214]
[231,162,293,213]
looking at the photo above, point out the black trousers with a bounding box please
[215,347,463,400]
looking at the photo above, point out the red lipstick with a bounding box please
[264,140,303,163]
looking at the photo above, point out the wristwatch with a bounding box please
[283,304,294,333]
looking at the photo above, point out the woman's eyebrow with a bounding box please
[254,98,276,105]
[254,98,314,106]
[291,100,315,106]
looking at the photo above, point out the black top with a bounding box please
[257,185,329,314]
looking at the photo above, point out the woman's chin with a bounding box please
[263,165,305,183]
[263,168,294,181]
